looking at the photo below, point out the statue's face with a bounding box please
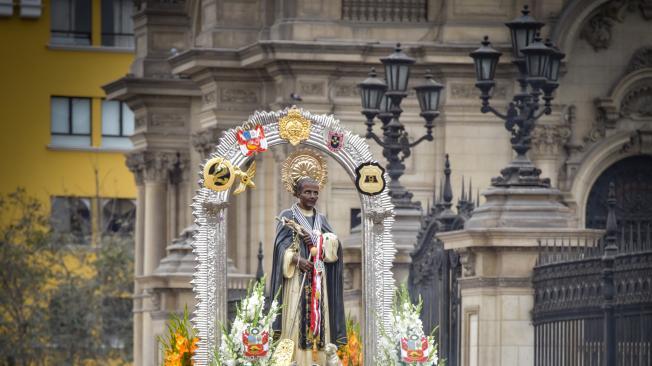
[297,181,319,209]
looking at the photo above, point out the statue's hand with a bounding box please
[297,257,313,273]
[300,232,312,246]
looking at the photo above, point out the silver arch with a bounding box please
[191,108,396,365]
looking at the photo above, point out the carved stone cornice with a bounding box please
[103,76,201,102]
[531,123,572,157]
[459,276,532,290]
[191,126,222,160]
[580,1,652,52]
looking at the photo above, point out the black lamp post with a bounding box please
[469,5,565,187]
[359,44,444,209]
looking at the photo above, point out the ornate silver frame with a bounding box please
[191,108,396,365]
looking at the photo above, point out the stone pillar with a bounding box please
[143,152,172,275]
[530,122,571,188]
[125,152,146,366]
[392,208,424,283]
[437,186,599,366]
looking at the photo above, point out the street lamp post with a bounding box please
[358,44,444,208]
[469,5,565,188]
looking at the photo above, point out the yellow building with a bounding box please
[0,0,136,237]
[0,1,137,363]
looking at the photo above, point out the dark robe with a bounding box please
[269,208,347,349]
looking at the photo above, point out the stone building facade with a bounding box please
[104,0,652,365]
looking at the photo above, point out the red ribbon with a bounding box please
[309,235,324,337]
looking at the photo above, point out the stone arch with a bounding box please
[567,49,652,225]
[550,0,611,59]
[191,108,396,365]
[569,130,642,227]
[584,155,652,230]
[595,68,652,123]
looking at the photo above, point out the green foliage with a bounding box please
[0,189,134,365]
[0,189,55,366]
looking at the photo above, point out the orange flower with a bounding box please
[165,351,182,366]
[190,337,199,353]
[176,334,190,354]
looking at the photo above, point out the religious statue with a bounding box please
[269,149,347,365]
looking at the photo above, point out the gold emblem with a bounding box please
[279,107,311,146]
[355,162,386,196]
[281,149,328,193]
[203,157,257,195]
[233,160,256,195]
[203,157,235,192]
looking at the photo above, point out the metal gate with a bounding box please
[408,155,475,366]
[533,177,652,366]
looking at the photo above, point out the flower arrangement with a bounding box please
[338,316,363,366]
[377,285,440,366]
[159,307,199,366]
[212,278,281,366]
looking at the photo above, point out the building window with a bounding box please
[51,196,92,245]
[50,0,92,45]
[51,96,92,148]
[101,296,133,351]
[101,0,134,48]
[101,198,136,236]
[350,208,361,232]
[102,100,134,149]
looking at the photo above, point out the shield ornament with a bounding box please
[355,162,386,196]
[327,130,345,152]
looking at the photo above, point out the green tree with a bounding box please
[0,189,58,366]
[0,189,134,365]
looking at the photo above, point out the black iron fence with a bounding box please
[533,184,652,366]
[409,155,475,366]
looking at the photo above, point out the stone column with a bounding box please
[143,151,173,275]
[437,185,599,366]
[125,152,146,366]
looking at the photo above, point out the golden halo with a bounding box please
[281,149,328,193]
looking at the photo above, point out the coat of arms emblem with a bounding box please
[400,333,430,363]
[327,130,344,152]
[236,125,268,156]
[242,326,270,358]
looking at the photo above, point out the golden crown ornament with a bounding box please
[278,107,311,146]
